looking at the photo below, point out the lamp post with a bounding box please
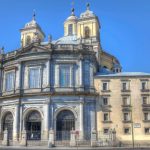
[131,105,135,149]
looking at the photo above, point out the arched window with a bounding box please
[26,36,31,45]
[27,111,41,122]
[84,26,90,38]
[68,24,73,35]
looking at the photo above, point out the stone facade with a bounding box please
[0,3,149,147]
[95,74,150,145]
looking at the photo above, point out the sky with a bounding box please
[0,0,150,72]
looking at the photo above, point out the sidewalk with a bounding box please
[0,146,150,150]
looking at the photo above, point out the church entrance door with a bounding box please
[56,110,75,141]
[26,111,41,140]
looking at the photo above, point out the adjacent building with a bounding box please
[95,73,150,145]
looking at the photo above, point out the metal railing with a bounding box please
[0,130,117,147]
[26,131,41,140]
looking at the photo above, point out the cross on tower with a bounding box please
[33,9,36,20]
[71,0,75,15]
[71,0,74,8]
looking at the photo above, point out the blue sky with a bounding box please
[0,0,150,72]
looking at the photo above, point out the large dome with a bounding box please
[53,35,79,45]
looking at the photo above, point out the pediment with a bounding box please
[16,44,52,56]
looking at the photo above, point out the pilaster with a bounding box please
[70,130,76,147]
[0,62,2,96]
[55,64,60,87]
[48,129,55,147]
[70,65,74,87]
[0,106,2,140]
[20,130,27,146]
[50,101,54,129]
[43,99,50,140]
[2,130,8,146]
[45,57,51,91]
[79,97,84,140]
[91,104,96,131]
[16,62,22,93]
[91,129,97,147]
[13,104,19,141]
[78,57,84,91]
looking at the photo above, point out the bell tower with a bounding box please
[76,3,101,64]
[20,11,45,47]
[64,8,78,36]
[77,3,100,42]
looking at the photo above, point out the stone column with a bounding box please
[90,64,94,87]
[46,58,51,91]
[79,101,84,140]
[0,64,2,96]
[19,104,23,141]
[20,130,27,146]
[43,100,50,140]
[48,129,55,147]
[55,64,59,87]
[2,72,6,93]
[47,60,50,86]
[13,104,19,141]
[91,129,97,147]
[70,65,74,87]
[16,62,22,93]
[70,130,76,147]
[0,106,2,140]
[50,102,54,129]
[91,104,96,131]
[79,59,83,87]
[2,130,8,146]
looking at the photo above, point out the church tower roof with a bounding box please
[20,11,45,47]
[80,3,96,19]
[66,8,78,21]
[22,11,44,35]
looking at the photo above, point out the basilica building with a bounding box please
[0,4,150,147]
